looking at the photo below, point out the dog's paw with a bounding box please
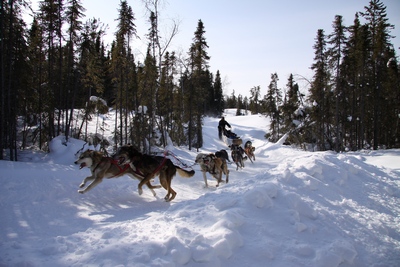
[138,188,143,195]
[79,183,85,188]
[78,190,84,194]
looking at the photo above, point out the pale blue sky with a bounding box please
[29,0,400,97]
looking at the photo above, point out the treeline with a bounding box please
[226,0,399,151]
[1,0,399,161]
[1,0,225,160]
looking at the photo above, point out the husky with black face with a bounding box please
[195,153,229,188]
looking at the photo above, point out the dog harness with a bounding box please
[93,157,130,178]
[130,155,168,178]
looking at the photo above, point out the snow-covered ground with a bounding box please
[1,110,399,267]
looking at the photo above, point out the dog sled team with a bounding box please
[75,116,256,202]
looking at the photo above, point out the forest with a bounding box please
[1,0,399,161]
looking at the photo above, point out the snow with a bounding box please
[1,109,400,267]
[89,96,107,106]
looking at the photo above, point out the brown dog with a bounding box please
[114,145,195,202]
[244,141,256,162]
[75,149,161,195]
[195,153,229,187]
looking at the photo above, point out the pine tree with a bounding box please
[75,18,108,141]
[136,46,157,151]
[327,15,347,151]
[26,17,45,149]
[64,0,85,143]
[281,74,300,138]
[110,0,138,147]
[360,0,396,149]
[308,29,332,150]
[341,13,371,150]
[38,0,65,143]
[1,0,29,159]
[236,94,244,116]
[186,19,211,149]
[213,70,224,116]
[264,73,282,142]
[249,86,261,114]
[158,51,177,146]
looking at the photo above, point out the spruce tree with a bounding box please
[110,0,138,147]
[38,0,65,142]
[281,74,300,141]
[26,17,45,149]
[1,0,29,159]
[249,86,261,114]
[341,13,370,150]
[308,29,332,150]
[186,19,210,149]
[64,0,85,143]
[264,73,282,142]
[360,0,396,149]
[213,70,224,116]
[327,15,347,151]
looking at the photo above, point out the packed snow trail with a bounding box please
[1,111,399,267]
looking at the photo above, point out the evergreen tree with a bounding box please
[264,73,282,142]
[308,29,332,150]
[186,19,210,149]
[327,15,347,151]
[1,0,29,159]
[243,96,249,115]
[360,0,396,149]
[76,18,108,141]
[341,13,370,150]
[157,51,177,146]
[64,0,85,143]
[38,0,65,143]
[136,47,157,151]
[25,17,46,149]
[236,94,244,116]
[225,90,237,109]
[110,0,138,147]
[249,86,261,114]
[213,70,224,116]
[281,74,300,137]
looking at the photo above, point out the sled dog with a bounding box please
[75,149,161,195]
[114,144,195,202]
[215,149,231,162]
[230,144,246,170]
[244,141,256,162]
[195,153,229,187]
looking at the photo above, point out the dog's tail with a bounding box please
[176,167,195,178]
